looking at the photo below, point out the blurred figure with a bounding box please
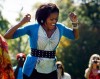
[56,61,71,79]
[84,54,100,79]
[0,34,15,79]
[13,53,26,79]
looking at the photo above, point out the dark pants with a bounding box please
[23,69,57,79]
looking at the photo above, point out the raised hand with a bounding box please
[69,12,78,22]
[21,14,31,24]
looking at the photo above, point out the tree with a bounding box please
[56,0,100,79]
[0,1,30,65]
[0,12,9,35]
[0,0,9,35]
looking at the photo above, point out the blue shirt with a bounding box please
[13,23,75,77]
[13,66,23,79]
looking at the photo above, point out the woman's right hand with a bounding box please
[20,14,31,24]
[4,14,31,39]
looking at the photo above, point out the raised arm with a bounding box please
[4,14,31,39]
[84,68,92,79]
[84,61,93,79]
[69,12,79,39]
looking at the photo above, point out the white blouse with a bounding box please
[35,25,59,73]
[62,72,71,79]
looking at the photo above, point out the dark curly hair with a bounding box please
[35,3,59,25]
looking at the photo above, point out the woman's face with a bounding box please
[44,12,59,30]
[92,56,100,67]
[57,64,62,73]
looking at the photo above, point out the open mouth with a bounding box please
[52,24,55,26]
[93,61,98,64]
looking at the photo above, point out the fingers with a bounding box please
[26,14,31,18]
[69,12,76,18]
[69,12,78,22]
[25,14,31,22]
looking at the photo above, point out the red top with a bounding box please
[89,69,100,79]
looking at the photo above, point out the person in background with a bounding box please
[0,34,15,79]
[13,53,26,79]
[56,61,71,79]
[84,54,100,79]
[4,3,79,79]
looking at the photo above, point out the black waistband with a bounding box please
[31,49,55,58]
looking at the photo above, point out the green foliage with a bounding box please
[0,0,100,79]
[0,9,30,66]
[56,0,100,79]
[0,12,9,35]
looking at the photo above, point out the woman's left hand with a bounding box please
[69,12,78,22]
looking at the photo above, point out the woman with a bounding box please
[84,54,100,79]
[4,3,79,79]
[56,61,71,79]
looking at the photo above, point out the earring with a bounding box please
[41,20,43,23]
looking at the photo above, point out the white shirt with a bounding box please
[58,72,71,79]
[35,25,59,73]
[62,72,71,79]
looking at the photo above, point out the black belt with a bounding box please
[31,49,55,58]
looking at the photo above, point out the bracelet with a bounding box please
[73,26,78,29]
[72,21,79,25]
[72,21,79,29]
[72,23,78,27]
[72,21,79,24]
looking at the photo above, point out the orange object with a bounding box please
[0,34,15,79]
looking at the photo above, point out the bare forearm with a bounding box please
[85,68,91,79]
[4,14,31,39]
[69,12,79,39]
[4,22,24,39]
[72,23,79,40]
[73,29,79,40]
[85,71,90,79]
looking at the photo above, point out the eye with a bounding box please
[22,58,25,61]
[97,58,100,60]
[18,58,21,61]
[50,19,53,21]
[55,18,58,21]
[93,57,98,60]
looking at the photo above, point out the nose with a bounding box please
[94,59,98,62]
[53,19,57,24]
